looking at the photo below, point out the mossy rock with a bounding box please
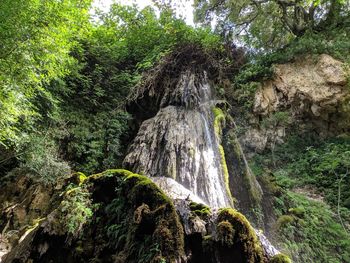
[4,169,185,263]
[276,215,294,229]
[216,208,264,262]
[288,207,305,218]
[270,253,292,263]
[89,169,184,262]
[217,220,235,246]
[190,201,211,218]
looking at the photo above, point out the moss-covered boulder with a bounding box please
[2,169,185,263]
[215,208,264,263]
[2,170,272,263]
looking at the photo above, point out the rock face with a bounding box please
[243,54,350,153]
[254,54,348,117]
[0,171,59,263]
[124,72,233,208]
[1,170,186,263]
[0,170,279,263]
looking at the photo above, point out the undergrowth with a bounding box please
[252,134,350,262]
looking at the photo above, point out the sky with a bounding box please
[92,0,195,25]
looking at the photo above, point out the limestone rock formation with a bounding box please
[243,54,350,153]
[124,71,233,208]
[254,54,349,117]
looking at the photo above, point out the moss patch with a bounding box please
[190,201,211,218]
[212,107,235,206]
[218,145,235,205]
[217,208,264,262]
[213,107,225,138]
[270,253,292,263]
[217,220,235,246]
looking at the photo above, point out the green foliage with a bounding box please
[194,0,350,50]
[275,191,350,263]
[270,136,350,208]
[58,185,94,236]
[17,132,70,184]
[95,3,224,72]
[61,109,131,174]
[0,0,92,146]
[276,215,295,229]
[261,112,291,129]
[288,207,306,217]
[253,134,350,262]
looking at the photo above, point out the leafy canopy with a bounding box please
[0,0,92,146]
[193,0,350,49]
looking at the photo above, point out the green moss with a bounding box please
[228,134,242,159]
[212,106,226,138]
[276,215,294,229]
[217,220,235,246]
[218,145,235,205]
[190,201,211,217]
[71,172,87,185]
[270,253,292,263]
[128,175,172,208]
[94,169,185,262]
[217,208,264,262]
[288,207,305,218]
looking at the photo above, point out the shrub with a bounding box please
[17,133,70,183]
[58,185,94,236]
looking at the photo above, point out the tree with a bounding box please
[0,0,92,146]
[193,0,350,49]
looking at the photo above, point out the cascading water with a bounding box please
[124,70,280,259]
[124,72,232,208]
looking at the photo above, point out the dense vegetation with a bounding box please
[251,135,350,262]
[1,0,349,262]
[0,1,226,176]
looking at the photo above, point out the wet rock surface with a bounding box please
[124,71,232,208]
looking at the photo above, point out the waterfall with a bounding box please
[124,70,280,259]
[124,72,232,208]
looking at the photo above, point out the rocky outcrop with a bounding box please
[0,169,284,263]
[0,170,61,262]
[1,170,186,263]
[124,71,233,208]
[254,54,349,117]
[243,54,350,153]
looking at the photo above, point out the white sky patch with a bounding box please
[92,0,194,25]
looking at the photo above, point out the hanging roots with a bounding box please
[127,43,234,105]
